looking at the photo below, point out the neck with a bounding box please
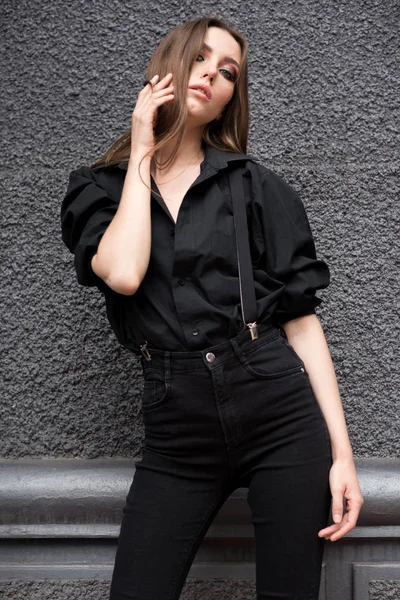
[151,126,205,178]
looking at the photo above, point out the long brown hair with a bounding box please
[89,15,249,192]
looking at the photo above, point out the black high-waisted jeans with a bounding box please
[109,321,333,600]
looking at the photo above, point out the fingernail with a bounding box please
[333,514,341,523]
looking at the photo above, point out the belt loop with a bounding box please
[229,336,248,369]
[164,351,171,383]
[229,336,243,361]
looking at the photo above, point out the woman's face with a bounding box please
[186,26,241,126]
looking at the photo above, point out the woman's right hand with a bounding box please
[130,72,175,160]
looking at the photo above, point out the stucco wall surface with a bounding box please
[1,0,399,459]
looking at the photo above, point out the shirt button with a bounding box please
[178,279,185,286]
[206,352,215,362]
[192,329,199,336]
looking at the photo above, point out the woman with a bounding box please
[61,15,364,600]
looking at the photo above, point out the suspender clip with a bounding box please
[140,341,152,361]
[247,322,259,340]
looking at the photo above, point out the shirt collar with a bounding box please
[116,143,258,171]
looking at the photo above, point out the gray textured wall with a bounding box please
[370,582,400,600]
[1,0,399,460]
[0,580,258,599]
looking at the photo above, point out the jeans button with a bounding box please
[205,352,216,363]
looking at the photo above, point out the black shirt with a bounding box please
[60,144,330,355]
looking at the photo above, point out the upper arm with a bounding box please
[254,168,331,325]
[60,165,119,292]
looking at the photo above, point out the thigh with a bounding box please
[247,455,332,600]
[109,450,233,600]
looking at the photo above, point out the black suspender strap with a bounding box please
[226,166,259,340]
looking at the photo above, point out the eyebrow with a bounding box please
[201,42,240,70]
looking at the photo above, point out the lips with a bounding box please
[188,84,212,100]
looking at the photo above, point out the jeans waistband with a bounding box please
[140,321,282,373]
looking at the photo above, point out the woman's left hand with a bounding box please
[318,457,364,542]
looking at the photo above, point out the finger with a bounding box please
[141,74,160,91]
[330,520,355,541]
[340,497,363,531]
[141,76,173,105]
[343,502,362,528]
[139,95,175,123]
[345,492,365,511]
[331,491,344,524]
[139,80,173,112]
[153,72,173,91]
[318,523,342,538]
[152,94,175,107]
[151,85,174,99]
[320,506,360,541]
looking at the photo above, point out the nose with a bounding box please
[200,64,217,82]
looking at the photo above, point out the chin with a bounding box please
[187,106,216,124]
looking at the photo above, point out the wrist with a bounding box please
[129,150,152,166]
[332,449,355,463]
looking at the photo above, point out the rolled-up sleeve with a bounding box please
[60,165,118,292]
[256,169,330,325]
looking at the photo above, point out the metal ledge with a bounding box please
[0,457,398,539]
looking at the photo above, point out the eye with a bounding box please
[195,54,237,83]
[220,68,236,82]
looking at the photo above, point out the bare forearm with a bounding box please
[91,152,152,295]
[282,314,354,462]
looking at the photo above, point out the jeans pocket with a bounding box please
[142,369,171,413]
[240,333,305,380]
[277,332,307,372]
